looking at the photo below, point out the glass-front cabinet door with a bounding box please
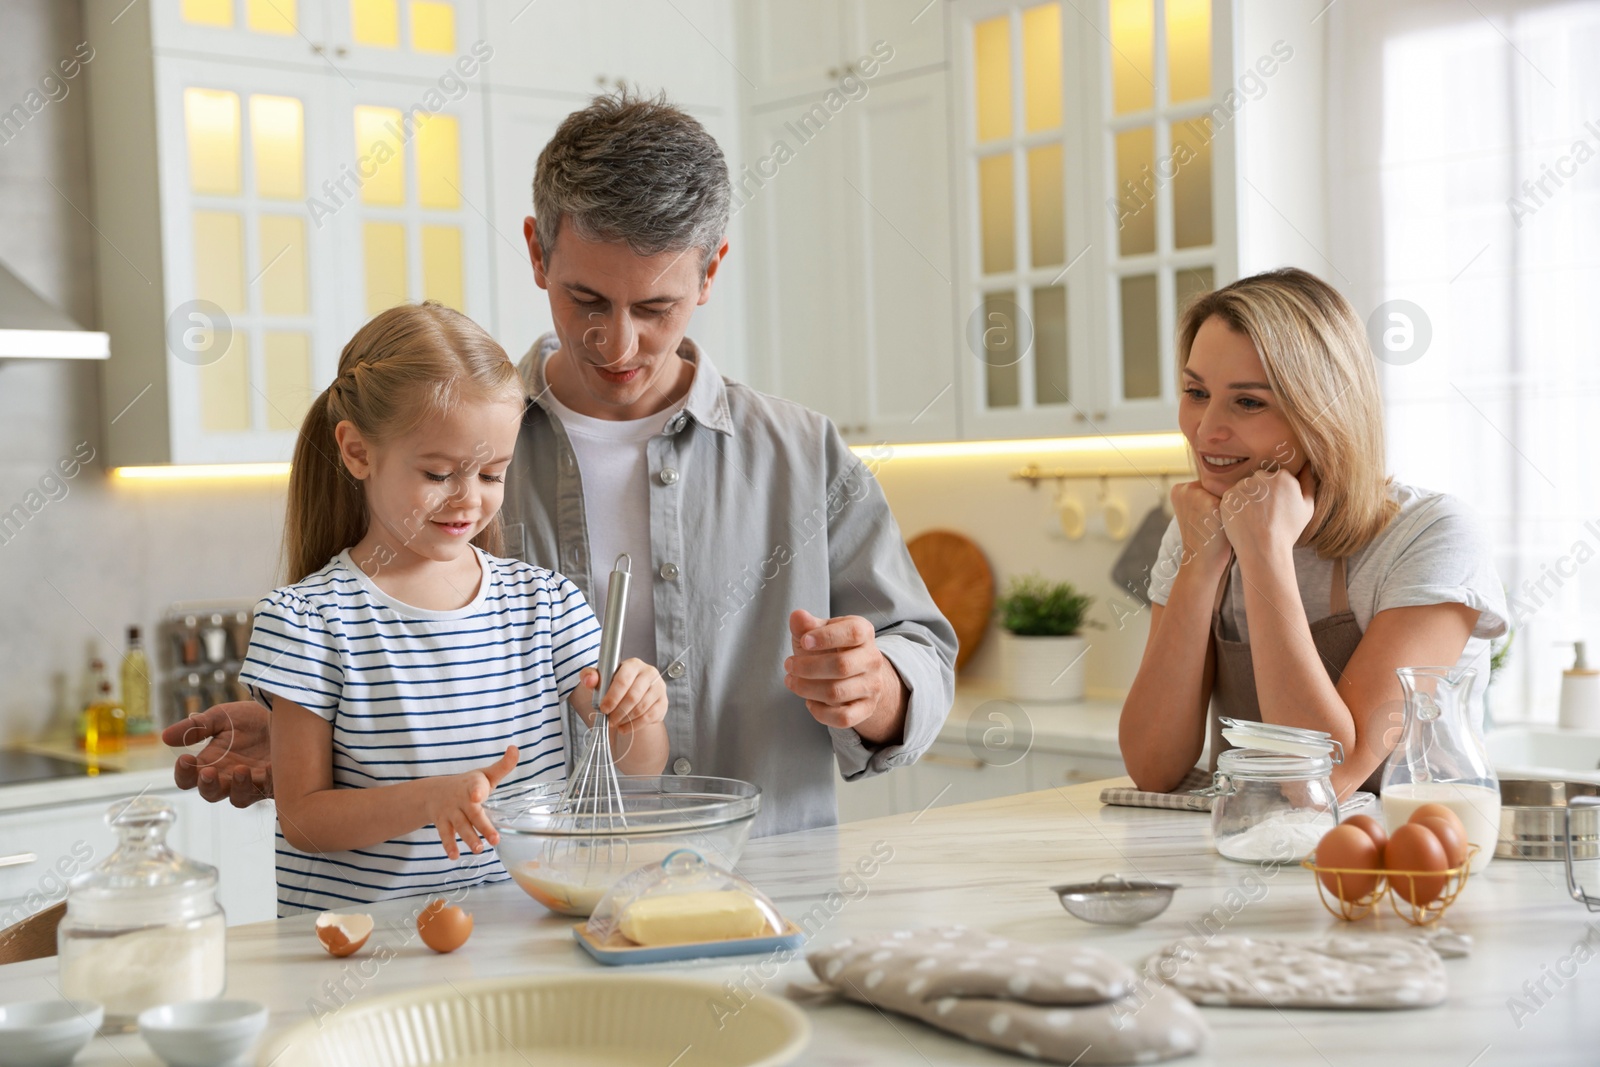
[156,58,342,463]
[1097,0,1233,431]
[154,0,331,67]
[952,0,1233,440]
[329,76,492,343]
[954,0,1097,441]
[325,0,485,79]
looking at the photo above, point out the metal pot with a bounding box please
[1495,778,1600,861]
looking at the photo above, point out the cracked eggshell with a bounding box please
[316,912,374,957]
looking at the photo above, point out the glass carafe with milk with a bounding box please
[1381,666,1500,873]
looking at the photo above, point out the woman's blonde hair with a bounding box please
[285,303,523,583]
[1177,267,1398,559]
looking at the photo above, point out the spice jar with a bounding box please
[1206,719,1343,863]
[58,797,226,1028]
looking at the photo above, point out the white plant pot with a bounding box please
[1001,632,1088,703]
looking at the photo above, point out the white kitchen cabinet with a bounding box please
[949,0,1236,440]
[906,742,1030,812]
[835,763,906,823]
[1025,751,1130,791]
[324,0,485,80]
[0,789,275,928]
[741,102,860,431]
[741,0,947,108]
[150,0,332,67]
[152,1,484,79]
[480,0,736,109]
[740,0,1243,444]
[88,0,494,466]
[742,67,957,443]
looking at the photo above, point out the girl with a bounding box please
[240,303,668,915]
[1120,269,1508,798]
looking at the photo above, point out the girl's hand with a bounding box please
[1171,480,1233,577]
[570,659,669,734]
[426,744,518,861]
[1221,465,1317,566]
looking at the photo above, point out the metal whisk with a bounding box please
[551,554,632,884]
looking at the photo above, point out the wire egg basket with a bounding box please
[1301,845,1478,925]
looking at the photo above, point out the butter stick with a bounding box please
[619,891,771,946]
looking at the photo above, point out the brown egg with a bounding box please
[1341,815,1388,862]
[1314,825,1382,902]
[417,898,473,953]
[1409,803,1467,842]
[315,912,373,957]
[1386,824,1450,906]
[1413,815,1469,870]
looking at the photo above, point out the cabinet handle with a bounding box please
[0,852,38,869]
[311,42,324,54]
[919,752,985,770]
[335,46,348,57]
[1072,412,1087,422]
[826,66,840,79]
[1093,411,1106,420]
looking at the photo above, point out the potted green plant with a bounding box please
[995,575,1098,703]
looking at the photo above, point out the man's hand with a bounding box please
[161,702,274,808]
[784,609,907,744]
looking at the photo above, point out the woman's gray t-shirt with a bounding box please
[1146,482,1509,693]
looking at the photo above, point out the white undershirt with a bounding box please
[543,390,683,669]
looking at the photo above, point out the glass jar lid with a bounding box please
[1216,746,1335,781]
[1219,717,1345,763]
[67,796,218,924]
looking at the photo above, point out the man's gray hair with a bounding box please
[533,89,731,272]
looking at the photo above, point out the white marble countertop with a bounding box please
[4,778,1596,1065]
[939,684,1123,758]
[0,741,185,814]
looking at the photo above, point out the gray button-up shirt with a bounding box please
[501,334,957,837]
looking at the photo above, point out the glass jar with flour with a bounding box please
[1205,719,1343,863]
[58,796,226,1028]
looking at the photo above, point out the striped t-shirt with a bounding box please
[239,547,600,916]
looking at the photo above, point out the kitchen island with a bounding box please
[2,777,1596,1065]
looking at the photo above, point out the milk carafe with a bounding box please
[1381,666,1500,873]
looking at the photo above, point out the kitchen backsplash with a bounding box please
[871,453,1162,699]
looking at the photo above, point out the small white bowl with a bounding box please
[0,999,103,1067]
[137,1000,268,1067]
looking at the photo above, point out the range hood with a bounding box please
[0,259,109,360]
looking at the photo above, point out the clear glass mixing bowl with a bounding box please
[484,775,760,917]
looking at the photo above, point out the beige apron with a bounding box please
[1209,556,1382,794]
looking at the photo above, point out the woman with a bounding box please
[1119,268,1508,798]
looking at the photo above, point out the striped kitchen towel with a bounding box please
[1099,766,1214,812]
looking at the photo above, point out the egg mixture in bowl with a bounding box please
[484,775,761,917]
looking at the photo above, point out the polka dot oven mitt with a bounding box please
[804,926,1208,1065]
[1146,933,1447,1009]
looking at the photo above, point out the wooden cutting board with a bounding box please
[907,530,994,672]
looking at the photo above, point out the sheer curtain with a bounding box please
[1328,0,1600,723]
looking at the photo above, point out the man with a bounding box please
[166,91,957,836]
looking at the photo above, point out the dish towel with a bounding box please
[1099,767,1214,812]
[798,925,1209,1065]
[1100,768,1380,820]
[1145,933,1447,1009]
[1110,504,1172,607]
